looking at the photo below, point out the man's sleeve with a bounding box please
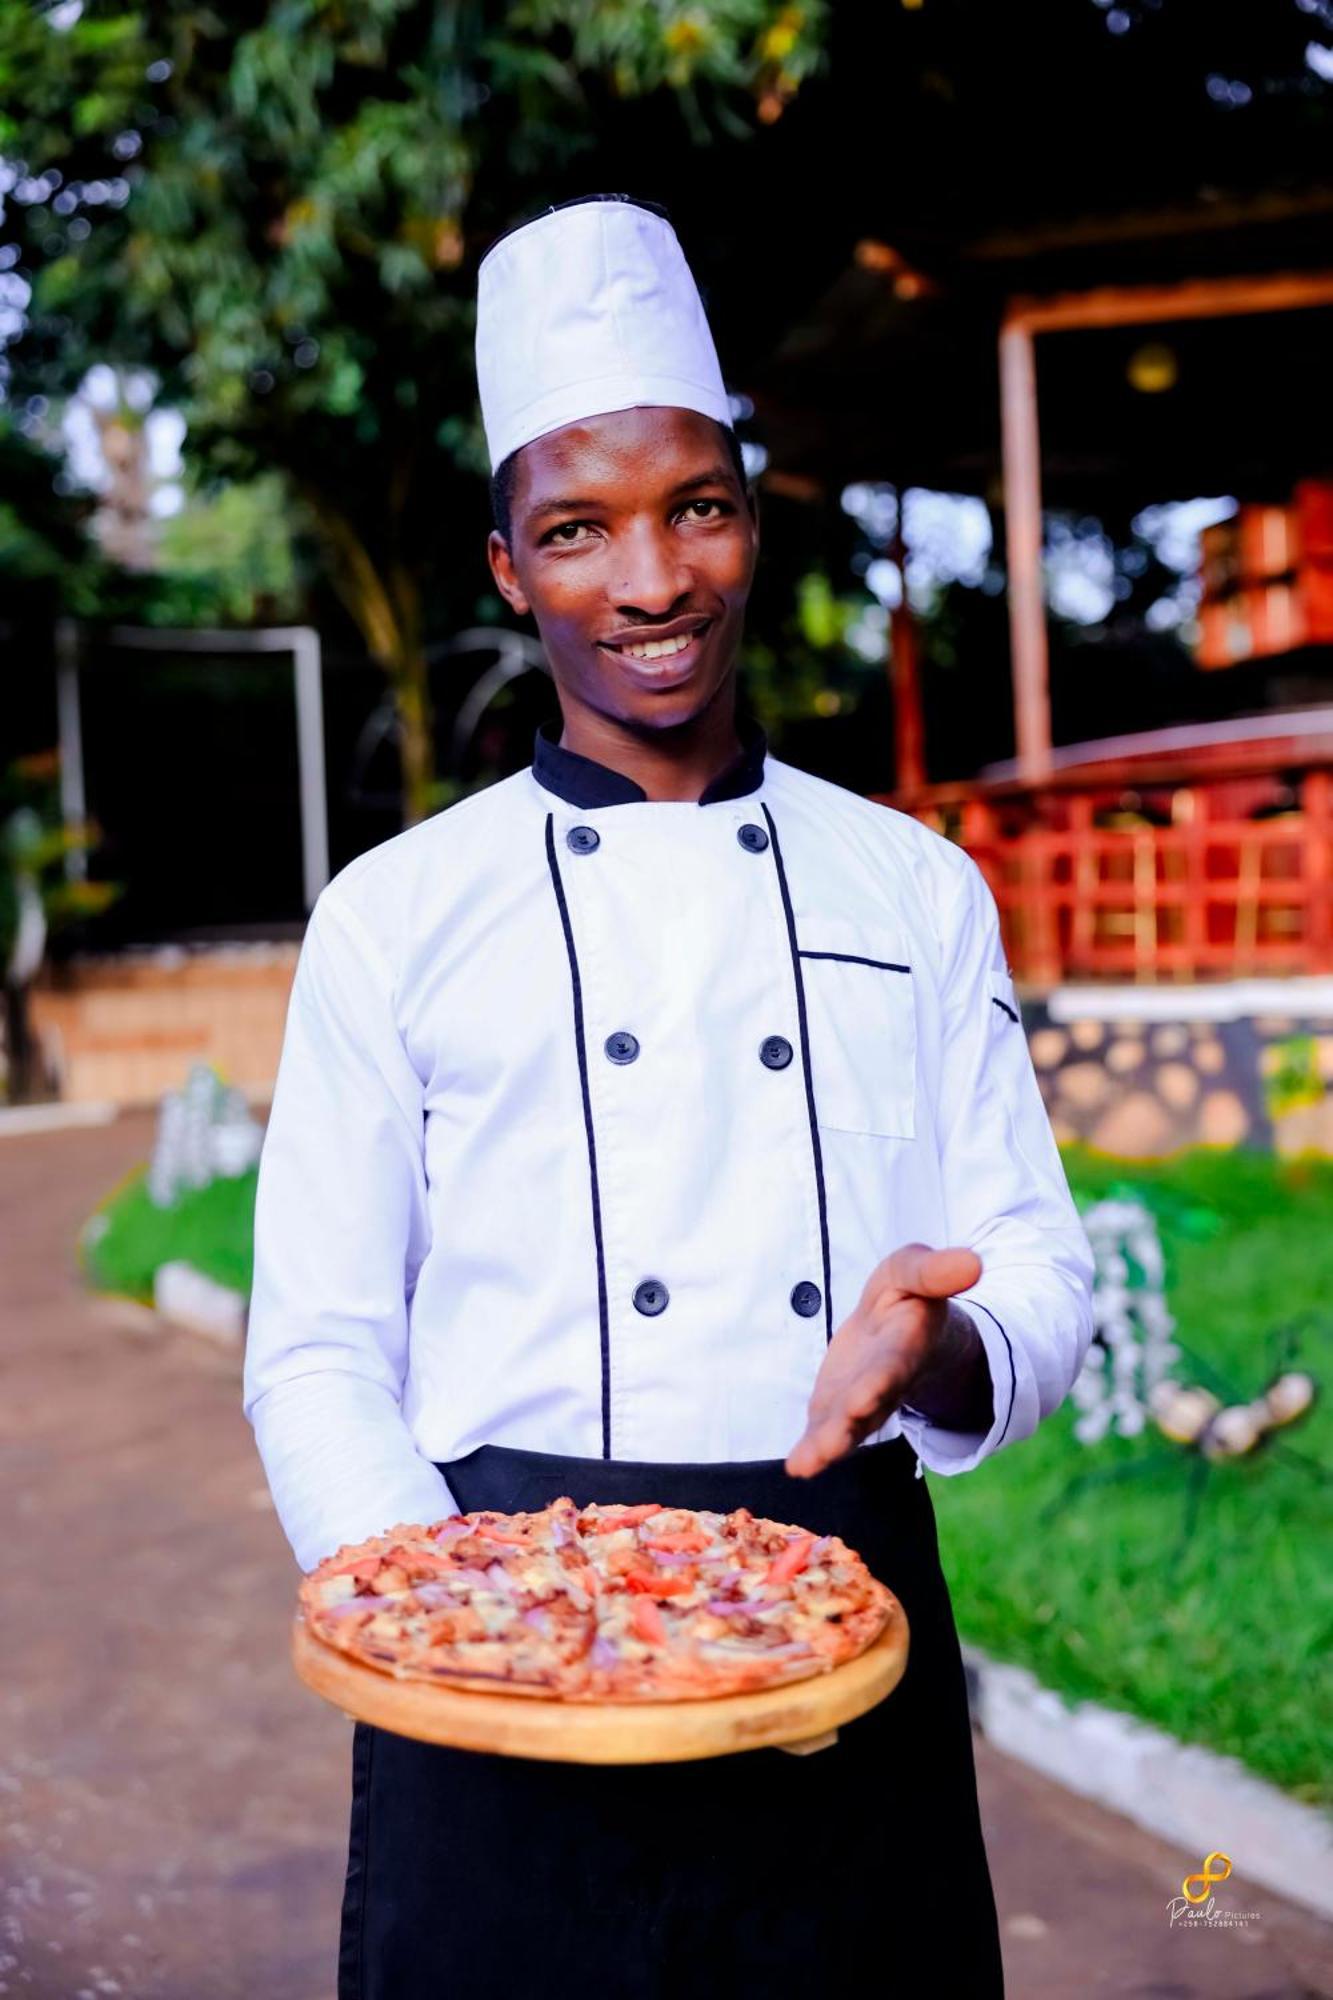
[897,853,1095,1476]
[242,887,455,1569]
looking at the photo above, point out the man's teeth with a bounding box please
[617,632,694,662]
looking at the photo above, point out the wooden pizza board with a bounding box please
[292,1597,909,1765]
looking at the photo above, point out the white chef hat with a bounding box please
[476,193,732,473]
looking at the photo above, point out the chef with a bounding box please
[244,192,1094,2000]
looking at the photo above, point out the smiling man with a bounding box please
[244,193,1094,1999]
[487,401,754,791]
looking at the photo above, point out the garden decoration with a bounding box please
[1148,1310,1323,1472]
[80,1062,260,1324]
[147,1062,263,1207]
[1149,1368,1316,1460]
[1067,1196,1180,1446]
[1046,1310,1327,1550]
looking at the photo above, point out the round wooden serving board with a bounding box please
[292,1599,909,1764]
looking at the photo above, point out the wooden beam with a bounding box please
[1008,268,1333,336]
[963,187,1333,261]
[999,317,1052,784]
[888,518,927,798]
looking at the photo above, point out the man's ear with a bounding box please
[487,530,531,618]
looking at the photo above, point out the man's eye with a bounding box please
[681,499,729,521]
[544,520,595,545]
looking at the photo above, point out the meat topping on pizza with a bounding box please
[299,1499,893,1701]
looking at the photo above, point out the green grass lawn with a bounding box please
[932,1147,1333,1807]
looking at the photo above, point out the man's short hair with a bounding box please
[490,418,750,544]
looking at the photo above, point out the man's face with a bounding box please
[487,406,758,735]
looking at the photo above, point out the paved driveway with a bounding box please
[2,1114,1329,1998]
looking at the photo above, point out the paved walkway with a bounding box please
[2,1114,1330,1999]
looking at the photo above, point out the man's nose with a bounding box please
[614,524,691,620]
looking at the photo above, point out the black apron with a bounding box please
[337,1437,1003,1999]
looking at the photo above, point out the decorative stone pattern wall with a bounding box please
[1026,995,1333,1158]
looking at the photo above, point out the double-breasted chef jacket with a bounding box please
[245,719,1093,2000]
[244,720,1094,1571]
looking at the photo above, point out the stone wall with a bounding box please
[1026,983,1333,1157]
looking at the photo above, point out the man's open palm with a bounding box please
[785,1244,983,1479]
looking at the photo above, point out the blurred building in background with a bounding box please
[7,3,1333,1147]
[756,190,1333,990]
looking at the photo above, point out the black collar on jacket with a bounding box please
[531,716,768,808]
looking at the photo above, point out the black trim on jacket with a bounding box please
[761,803,834,1345]
[965,1300,1018,1446]
[532,718,767,809]
[543,813,614,1455]
[799,950,911,975]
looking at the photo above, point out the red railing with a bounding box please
[885,724,1333,984]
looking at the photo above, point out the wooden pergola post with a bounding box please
[999,314,1051,784]
[888,517,926,796]
[998,268,1333,792]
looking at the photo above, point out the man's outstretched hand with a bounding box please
[785,1244,987,1480]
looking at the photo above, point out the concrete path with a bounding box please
[2,1115,1330,1999]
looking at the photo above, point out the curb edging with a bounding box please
[963,1645,1333,1922]
[0,1100,118,1138]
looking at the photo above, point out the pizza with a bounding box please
[298,1497,894,1702]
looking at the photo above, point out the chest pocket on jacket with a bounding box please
[798,929,917,1139]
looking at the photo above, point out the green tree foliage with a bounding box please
[0,1,825,821]
[0,412,110,616]
[152,471,305,626]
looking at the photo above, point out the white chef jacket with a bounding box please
[244,723,1094,1571]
